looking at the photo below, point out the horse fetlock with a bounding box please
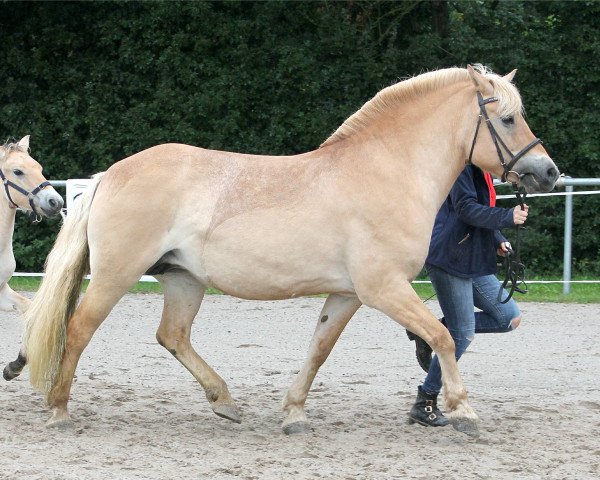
[282,404,307,423]
[443,386,469,412]
[282,388,307,412]
[282,405,309,435]
[206,386,241,423]
[46,408,73,429]
[205,385,232,404]
[445,402,479,421]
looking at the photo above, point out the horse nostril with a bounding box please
[47,197,64,210]
[547,167,558,179]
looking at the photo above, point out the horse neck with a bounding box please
[0,190,17,253]
[347,82,475,213]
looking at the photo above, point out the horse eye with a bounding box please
[13,169,23,176]
[502,116,515,125]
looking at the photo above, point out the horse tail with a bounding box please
[24,173,104,395]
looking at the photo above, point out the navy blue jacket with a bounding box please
[425,165,515,278]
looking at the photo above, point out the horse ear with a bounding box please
[467,64,494,96]
[17,135,30,151]
[503,69,517,83]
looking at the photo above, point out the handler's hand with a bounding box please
[513,204,529,225]
[497,241,512,257]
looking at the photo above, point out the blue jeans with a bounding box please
[421,264,521,395]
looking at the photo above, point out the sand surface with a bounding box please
[1,293,599,479]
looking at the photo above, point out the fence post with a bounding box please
[562,179,573,294]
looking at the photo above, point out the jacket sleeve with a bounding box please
[450,167,515,230]
[494,230,508,247]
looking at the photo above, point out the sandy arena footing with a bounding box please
[1,293,599,479]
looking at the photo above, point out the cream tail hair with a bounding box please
[24,173,104,393]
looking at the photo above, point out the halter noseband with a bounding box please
[0,168,50,218]
[467,91,542,184]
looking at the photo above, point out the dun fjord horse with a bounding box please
[19,66,558,433]
[0,136,64,379]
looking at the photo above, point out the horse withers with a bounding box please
[20,65,558,434]
[1,135,64,380]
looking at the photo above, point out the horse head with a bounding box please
[466,65,559,193]
[0,135,64,218]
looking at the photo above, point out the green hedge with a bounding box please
[1,1,598,275]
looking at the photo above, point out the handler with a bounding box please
[407,164,528,427]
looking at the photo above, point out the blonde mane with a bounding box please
[320,65,523,148]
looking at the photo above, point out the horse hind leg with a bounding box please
[46,279,135,428]
[282,294,361,434]
[156,270,241,423]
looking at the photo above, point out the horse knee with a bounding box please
[510,315,522,330]
[430,328,455,355]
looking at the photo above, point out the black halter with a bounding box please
[467,91,540,304]
[0,167,50,218]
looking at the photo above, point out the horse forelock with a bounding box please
[320,65,523,148]
[0,141,28,160]
[472,64,523,119]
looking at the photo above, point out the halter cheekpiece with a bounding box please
[0,168,50,218]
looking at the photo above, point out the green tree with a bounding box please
[1,1,598,276]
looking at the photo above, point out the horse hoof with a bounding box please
[45,417,74,429]
[450,418,479,437]
[3,365,18,381]
[282,421,311,435]
[212,404,242,424]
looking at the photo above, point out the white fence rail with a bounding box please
[13,177,600,293]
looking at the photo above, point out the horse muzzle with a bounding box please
[38,190,65,217]
[513,155,560,194]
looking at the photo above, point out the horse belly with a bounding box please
[201,212,352,300]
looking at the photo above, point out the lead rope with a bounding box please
[498,187,528,303]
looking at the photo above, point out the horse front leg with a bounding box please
[0,283,30,313]
[3,351,27,381]
[356,277,478,432]
[282,294,361,434]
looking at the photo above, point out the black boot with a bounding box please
[406,317,447,372]
[405,330,433,372]
[408,386,449,427]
